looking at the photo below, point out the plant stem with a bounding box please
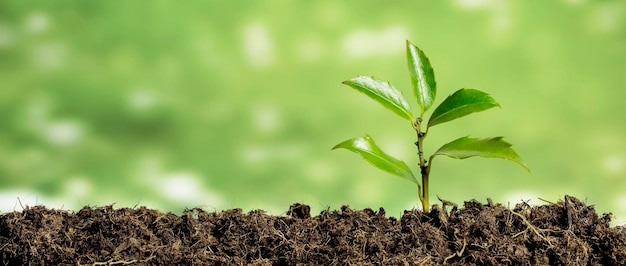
[414,118,430,213]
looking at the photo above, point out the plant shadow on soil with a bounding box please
[1,196,625,265]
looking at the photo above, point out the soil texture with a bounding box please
[1,195,625,265]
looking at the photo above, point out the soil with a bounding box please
[1,196,625,265]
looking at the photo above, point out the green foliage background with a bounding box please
[1,1,625,224]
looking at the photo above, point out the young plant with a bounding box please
[333,40,529,213]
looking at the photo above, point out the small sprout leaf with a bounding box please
[333,134,417,184]
[342,76,413,121]
[406,40,436,115]
[427,89,500,128]
[431,136,530,172]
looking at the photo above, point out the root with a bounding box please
[418,256,431,266]
[443,239,466,264]
[511,210,554,248]
[79,255,156,266]
[538,197,562,207]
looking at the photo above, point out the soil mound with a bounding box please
[1,196,624,265]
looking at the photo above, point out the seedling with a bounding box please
[333,40,529,213]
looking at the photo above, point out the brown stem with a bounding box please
[414,118,430,213]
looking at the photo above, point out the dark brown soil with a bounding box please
[1,196,625,265]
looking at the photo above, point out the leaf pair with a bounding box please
[339,40,436,123]
[333,135,529,183]
[344,74,502,130]
[343,42,502,130]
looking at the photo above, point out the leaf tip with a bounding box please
[331,139,347,150]
[341,78,353,86]
[515,157,531,173]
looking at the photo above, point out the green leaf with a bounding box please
[431,136,530,172]
[427,89,500,128]
[342,76,413,121]
[406,40,436,115]
[333,134,417,184]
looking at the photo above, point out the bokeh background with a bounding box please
[1,1,625,225]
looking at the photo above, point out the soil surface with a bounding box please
[1,196,625,265]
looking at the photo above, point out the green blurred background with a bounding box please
[1,1,625,225]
